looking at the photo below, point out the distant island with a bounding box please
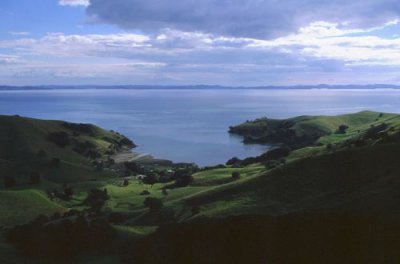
[1,84,400,90]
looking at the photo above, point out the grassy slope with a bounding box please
[184,144,400,218]
[0,189,65,227]
[2,111,400,223]
[180,111,400,218]
[1,111,400,262]
[0,115,132,183]
[230,111,400,146]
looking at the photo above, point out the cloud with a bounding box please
[3,22,400,85]
[0,54,19,64]
[86,0,400,38]
[59,0,89,7]
[10,31,30,36]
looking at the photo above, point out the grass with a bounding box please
[0,189,65,227]
[0,115,129,183]
[184,142,400,218]
[1,111,400,262]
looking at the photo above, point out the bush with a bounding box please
[175,174,193,187]
[140,190,151,195]
[143,197,163,211]
[142,173,160,186]
[84,188,109,214]
[123,179,129,186]
[226,157,241,166]
[335,125,349,134]
[232,171,241,180]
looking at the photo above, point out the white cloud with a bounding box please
[3,21,400,85]
[59,0,89,7]
[0,54,20,64]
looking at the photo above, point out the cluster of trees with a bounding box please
[46,184,74,201]
[7,214,116,259]
[227,145,291,167]
[124,161,197,188]
[335,124,349,134]
[84,188,110,215]
[328,122,395,151]
[3,172,41,188]
[62,122,95,135]
[72,140,100,159]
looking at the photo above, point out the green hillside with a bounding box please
[2,111,400,263]
[0,115,135,183]
[229,111,400,148]
[0,189,65,227]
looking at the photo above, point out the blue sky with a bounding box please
[1,0,400,86]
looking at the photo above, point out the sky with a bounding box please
[1,0,400,86]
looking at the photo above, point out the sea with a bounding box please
[0,88,399,166]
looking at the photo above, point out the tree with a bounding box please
[30,171,41,185]
[63,185,74,201]
[175,174,193,187]
[226,157,241,166]
[142,173,159,186]
[335,124,349,134]
[84,188,110,214]
[143,197,163,211]
[123,179,129,187]
[232,171,241,180]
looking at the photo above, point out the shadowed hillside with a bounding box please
[0,115,135,183]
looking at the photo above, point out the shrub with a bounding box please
[232,171,241,180]
[123,179,129,186]
[335,125,349,134]
[84,189,109,214]
[226,157,241,166]
[142,173,160,186]
[143,197,163,211]
[175,174,193,187]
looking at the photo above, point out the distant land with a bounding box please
[1,84,400,90]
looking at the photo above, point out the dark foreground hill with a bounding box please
[123,212,400,264]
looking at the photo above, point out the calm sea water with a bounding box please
[0,88,399,166]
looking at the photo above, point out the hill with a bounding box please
[2,111,400,263]
[0,115,135,184]
[182,111,400,218]
[229,111,400,149]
